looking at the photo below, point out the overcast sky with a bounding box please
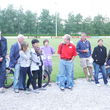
[0,0,110,19]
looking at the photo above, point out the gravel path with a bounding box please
[0,79,110,110]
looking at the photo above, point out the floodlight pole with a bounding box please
[55,12,58,37]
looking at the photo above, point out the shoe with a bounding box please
[38,87,46,91]
[96,83,101,87]
[0,88,5,93]
[90,79,95,82]
[26,88,32,91]
[48,83,52,87]
[68,86,73,90]
[32,89,39,93]
[60,87,65,91]
[86,78,91,82]
[106,82,110,86]
[19,88,25,91]
[14,89,19,93]
[25,90,31,94]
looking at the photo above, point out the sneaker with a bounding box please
[60,87,65,91]
[32,89,39,93]
[87,79,91,82]
[14,89,19,93]
[25,90,31,94]
[68,86,73,90]
[48,83,52,87]
[0,88,5,93]
[106,82,110,86]
[26,88,32,91]
[38,87,46,91]
[91,79,95,82]
[96,83,101,87]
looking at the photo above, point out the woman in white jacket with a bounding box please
[19,41,31,91]
[30,39,43,90]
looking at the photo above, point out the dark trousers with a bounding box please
[27,68,33,89]
[20,67,32,90]
[0,60,6,88]
[32,66,42,89]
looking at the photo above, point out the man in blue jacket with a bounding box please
[76,33,94,81]
[9,34,24,93]
[0,31,7,93]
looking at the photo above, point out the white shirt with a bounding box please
[30,48,41,71]
[19,50,31,67]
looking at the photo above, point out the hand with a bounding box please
[70,56,75,62]
[82,49,89,53]
[0,57,3,62]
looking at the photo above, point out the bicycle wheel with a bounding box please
[4,68,14,88]
[42,70,50,88]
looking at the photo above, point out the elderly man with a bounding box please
[57,34,77,91]
[0,31,7,93]
[76,33,94,81]
[9,34,24,93]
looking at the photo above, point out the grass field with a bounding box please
[7,38,110,81]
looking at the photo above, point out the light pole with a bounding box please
[55,12,58,37]
[54,2,58,37]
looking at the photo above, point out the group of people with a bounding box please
[0,32,110,93]
[0,32,55,93]
[57,34,110,91]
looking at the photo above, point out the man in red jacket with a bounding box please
[57,34,77,91]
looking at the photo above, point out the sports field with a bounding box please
[7,38,110,81]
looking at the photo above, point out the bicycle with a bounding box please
[4,67,50,88]
[4,67,14,88]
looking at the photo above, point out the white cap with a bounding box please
[17,34,24,39]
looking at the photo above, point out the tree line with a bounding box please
[0,5,110,36]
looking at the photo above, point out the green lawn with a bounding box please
[7,38,110,81]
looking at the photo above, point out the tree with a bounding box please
[23,10,37,34]
[38,9,55,35]
[64,13,83,34]
[82,17,93,34]
[92,15,105,35]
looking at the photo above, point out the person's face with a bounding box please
[64,38,70,44]
[44,41,49,46]
[98,40,103,46]
[33,43,39,48]
[18,37,24,44]
[81,35,86,41]
[23,46,28,52]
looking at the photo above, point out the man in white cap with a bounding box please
[0,31,7,93]
[9,34,24,93]
[57,34,77,91]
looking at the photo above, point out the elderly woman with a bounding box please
[57,34,77,91]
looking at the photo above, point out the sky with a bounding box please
[0,0,110,19]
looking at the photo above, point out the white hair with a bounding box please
[17,34,24,39]
[63,34,71,41]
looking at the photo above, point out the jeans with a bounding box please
[13,63,21,89]
[58,59,74,88]
[93,62,108,84]
[19,67,31,90]
[0,60,6,88]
